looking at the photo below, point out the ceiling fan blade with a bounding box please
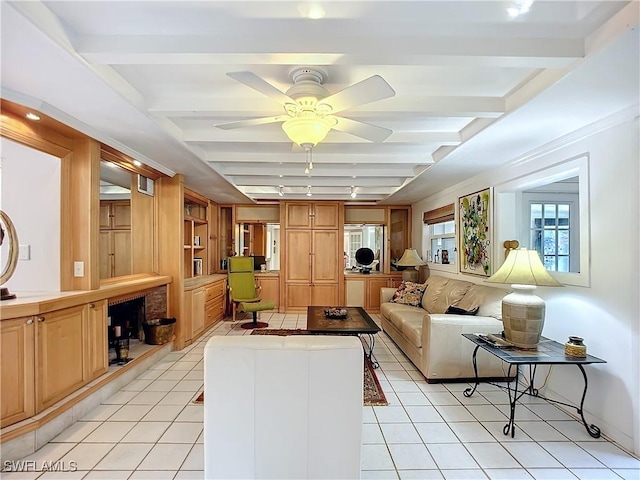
[227,71,295,106]
[332,117,392,143]
[318,75,395,114]
[216,115,289,130]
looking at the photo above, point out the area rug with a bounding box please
[193,329,388,406]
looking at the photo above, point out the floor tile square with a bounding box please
[464,442,520,468]
[398,470,444,479]
[83,471,132,479]
[108,405,153,422]
[363,424,386,444]
[483,468,533,479]
[129,471,177,480]
[174,405,204,422]
[50,421,101,443]
[405,406,444,423]
[141,405,184,422]
[93,443,153,470]
[59,443,115,470]
[137,444,192,470]
[83,422,136,443]
[121,422,171,443]
[380,423,423,444]
[389,443,437,470]
[448,422,495,443]
[426,443,478,469]
[181,444,204,470]
[397,392,431,406]
[414,423,460,444]
[539,441,604,468]
[434,405,476,422]
[158,422,203,443]
[440,469,488,479]
[503,442,563,468]
[525,468,578,480]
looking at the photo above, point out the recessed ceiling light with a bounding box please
[25,112,40,121]
[132,160,142,167]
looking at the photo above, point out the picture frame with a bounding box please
[458,188,492,276]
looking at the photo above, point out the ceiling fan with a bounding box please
[216,67,396,151]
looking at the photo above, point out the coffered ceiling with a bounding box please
[1,1,638,204]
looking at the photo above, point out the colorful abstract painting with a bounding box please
[459,188,492,276]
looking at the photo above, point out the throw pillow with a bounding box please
[445,305,480,316]
[390,281,426,307]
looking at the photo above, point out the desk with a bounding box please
[462,334,606,438]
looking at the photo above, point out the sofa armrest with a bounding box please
[380,287,396,305]
[420,313,505,380]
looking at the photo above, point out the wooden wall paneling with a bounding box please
[87,300,108,380]
[208,201,218,274]
[130,183,155,274]
[156,174,186,349]
[70,139,101,291]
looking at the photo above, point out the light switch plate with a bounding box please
[18,244,31,260]
[74,261,85,277]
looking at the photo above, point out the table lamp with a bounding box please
[486,248,562,348]
[396,248,425,282]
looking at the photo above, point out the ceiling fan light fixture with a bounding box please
[282,115,332,148]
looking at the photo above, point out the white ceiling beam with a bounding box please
[184,129,461,144]
[220,164,416,177]
[76,35,583,68]
[149,96,504,118]
[229,177,405,188]
[205,153,434,164]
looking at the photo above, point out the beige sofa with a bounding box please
[380,275,510,382]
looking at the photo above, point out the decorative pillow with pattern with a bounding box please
[390,281,427,307]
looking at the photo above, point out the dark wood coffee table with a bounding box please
[307,306,381,367]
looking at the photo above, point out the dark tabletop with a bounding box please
[462,334,606,365]
[307,306,381,334]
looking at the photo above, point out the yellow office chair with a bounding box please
[227,256,275,329]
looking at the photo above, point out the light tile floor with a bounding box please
[3,312,639,480]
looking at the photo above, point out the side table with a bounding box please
[461,333,606,438]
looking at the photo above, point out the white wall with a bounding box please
[0,138,61,291]
[412,116,640,455]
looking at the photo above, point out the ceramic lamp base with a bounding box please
[501,285,545,349]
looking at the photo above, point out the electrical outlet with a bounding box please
[18,245,31,260]
[74,261,85,277]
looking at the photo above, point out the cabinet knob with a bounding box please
[26,318,34,325]
[37,316,45,322]
[89,303,95,309]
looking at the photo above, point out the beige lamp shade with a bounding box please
[396,248,425,267]
[396,248,424,282]
[486,248,562,349]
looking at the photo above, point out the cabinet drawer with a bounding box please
[205,281,226,302]
[205,299,225,326]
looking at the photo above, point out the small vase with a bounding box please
[565,336,587,357]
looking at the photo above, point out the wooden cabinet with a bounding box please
[183,277,227,344]
[256,274,279,311]
[100,200,131,230]
[36,305,88,411]
[283,202,342,311]
[87,300,108,380]
[345,274,403,312]
[285,202,340,229]
[204,279,226,329]
[100,200,132,279]
[184,192,210,279]
[0,317,35,428]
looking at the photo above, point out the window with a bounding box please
[422,204,456,267]
[343,225,383,270]
[529,201,572,272]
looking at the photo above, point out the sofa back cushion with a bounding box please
[422,276,473,314]
[455,284,508,320]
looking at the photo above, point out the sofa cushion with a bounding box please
[455,284,507,320]
[390,281,426,307]
[400,316,424,348]
[422,277,473,314]
[382,303,424,330]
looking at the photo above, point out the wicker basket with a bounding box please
[143,318,176,345]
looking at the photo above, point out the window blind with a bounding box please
[423,204,454,224]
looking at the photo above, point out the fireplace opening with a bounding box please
[108,296,145,364]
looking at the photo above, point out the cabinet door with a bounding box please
[311,284,338,306]
[99,203,112,229]
[112,201,132,229]
[285,203,313,228]
[37,306,87,410]
[367,278,390,312]
[285,284,311,309]
[99,231,113,278]
[87,300,108,380]
[285,230,312,282]
[113,230,132,277]
[312,230,339,283]
[313,203,340,229]
[1,317,35,428]
[345,279,365,307]
[257,276,279,310]
[192,288,205,336]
